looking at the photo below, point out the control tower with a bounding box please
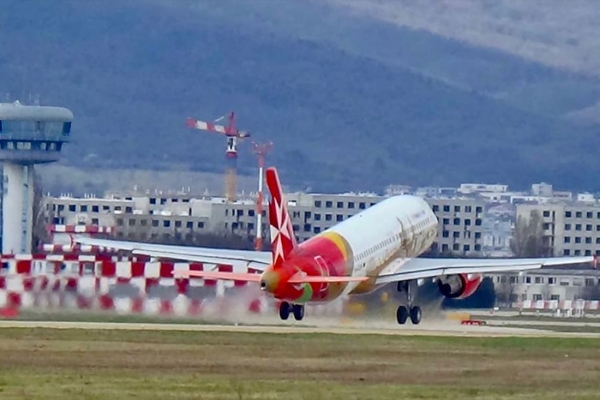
[0,101,73,254]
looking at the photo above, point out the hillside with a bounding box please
[329,0,600,124]
[332,0,600,78]
[1,0,600,194]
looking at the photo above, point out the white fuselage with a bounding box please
[323,195,438,295]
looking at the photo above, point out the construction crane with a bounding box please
[251,141,273,251]
[186,111,250,202]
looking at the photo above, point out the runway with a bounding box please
[1,319,599,338]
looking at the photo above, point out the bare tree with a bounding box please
[495,274,518,307]
[582,284,600,301]
[510,210,552,257]
[540,281,551,302]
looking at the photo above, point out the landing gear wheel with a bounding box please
[396,281,422,325]
[409,306,422,325]
[396,305,408,325]
[279,301,290,320]
[293,304,305,321]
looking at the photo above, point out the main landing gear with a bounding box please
[279,301,305,321]
[396,281,422,325]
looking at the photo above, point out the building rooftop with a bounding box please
[0,101,73,121]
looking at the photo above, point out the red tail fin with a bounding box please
[265,167,298,266]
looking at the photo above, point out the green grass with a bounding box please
[0,328,599,399]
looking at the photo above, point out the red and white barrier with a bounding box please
[46,224,114,234]
[42,244,117,253]
[0,256,348,319]
[1,257,262,284]
[0,272,270,317]
[517,299,600,311]
[41,224,120,255]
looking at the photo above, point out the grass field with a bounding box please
[0,328,599,399]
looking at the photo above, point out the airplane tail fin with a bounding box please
[265,167,298,266]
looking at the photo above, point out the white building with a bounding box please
[531,182,553,197]
[491,269,600,304]
[577,193,596,203]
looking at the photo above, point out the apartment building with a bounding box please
[44,190,487,255]
[516,203,600,257]
[427,198,484,255]
[490,268,600,304]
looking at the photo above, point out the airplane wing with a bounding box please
[74,237,272,271]
[375,256,595,285]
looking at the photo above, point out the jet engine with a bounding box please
[436,274,482,299]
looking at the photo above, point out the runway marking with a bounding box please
[1,320,599,338]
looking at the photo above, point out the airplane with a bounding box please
[75,167,595,325]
